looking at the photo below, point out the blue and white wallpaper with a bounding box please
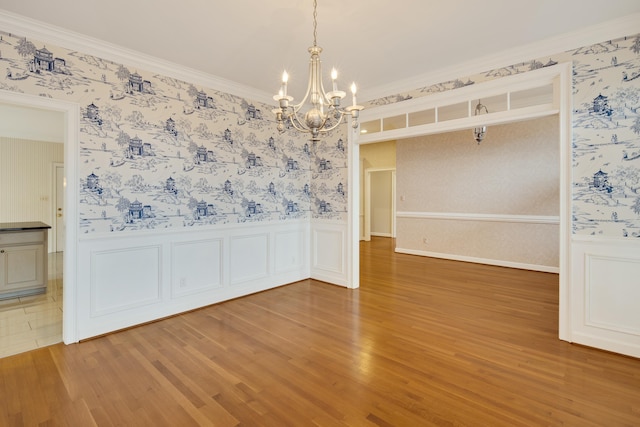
[368,34,640,239]
[0,30,349,233]
[1,24,638,238]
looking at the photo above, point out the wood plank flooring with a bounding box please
[1,237,639,426]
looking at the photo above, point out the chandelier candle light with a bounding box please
[273,0,364,141]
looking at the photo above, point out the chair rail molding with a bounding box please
[397,211,560,225]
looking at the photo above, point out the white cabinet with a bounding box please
[0,226,48,300]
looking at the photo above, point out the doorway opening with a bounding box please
[350,63,571,341]
[363,168,396,241]
[0,106,64,357]
[0,89,80,352]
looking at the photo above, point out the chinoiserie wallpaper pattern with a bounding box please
[368,33,640,239]
[0,31,348,234]
[1,27,639,238]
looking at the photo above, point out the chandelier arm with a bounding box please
[291,47,320,112]
[286,113,311,133]
[291,62,313,112]
[318,67,332,106]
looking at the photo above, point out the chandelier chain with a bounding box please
[312,0,318,46]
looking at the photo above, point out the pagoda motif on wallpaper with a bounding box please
[570,36,640,238]
[309,137,348,219]
[0,29,351,232]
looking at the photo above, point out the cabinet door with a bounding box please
[0,244,45,292]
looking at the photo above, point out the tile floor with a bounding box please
[0,252,63,358]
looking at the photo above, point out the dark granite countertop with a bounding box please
[0,221,52,232]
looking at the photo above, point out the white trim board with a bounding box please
[358,63,563,145]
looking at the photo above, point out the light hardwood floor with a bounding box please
[1,238,638,426]
[0,252,63,358]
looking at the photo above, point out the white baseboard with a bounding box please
[395,247,559,273]
[370,232,392,238]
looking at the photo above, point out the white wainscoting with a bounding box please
[229,233,269,285]
[171,238,223,298]
[76,220,309,340]
[90,245,162,317]
[275,229,306,274]
[310,221,349,287]
[570,237,640,358]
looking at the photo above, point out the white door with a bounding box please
[55,164,65,253]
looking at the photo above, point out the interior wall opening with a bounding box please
[0,100,66,358]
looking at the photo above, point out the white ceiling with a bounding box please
[1,0,640,101]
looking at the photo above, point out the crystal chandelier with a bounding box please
[273,0,363,142]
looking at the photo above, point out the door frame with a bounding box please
[52,162,64,253]
[0,89,80,344]
[364,167,396,241]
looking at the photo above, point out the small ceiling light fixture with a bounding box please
[273,0,364,141]
[473,100,489,144]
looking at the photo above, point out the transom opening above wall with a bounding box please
[358,64,562,144]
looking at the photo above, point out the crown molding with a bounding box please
[362,13,640,102]
[0,9,275,105]
[2,8,638,106]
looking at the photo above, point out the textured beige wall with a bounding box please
[396,219,559,267]
[396,115,559,268]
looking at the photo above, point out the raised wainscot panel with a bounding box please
[274,230,305,273]
[171,238,223,298]
[312,227,345,275]
[585,254,640,335]
[229,233,269,285]
[571,238,640,358]
[90,245,162,317]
